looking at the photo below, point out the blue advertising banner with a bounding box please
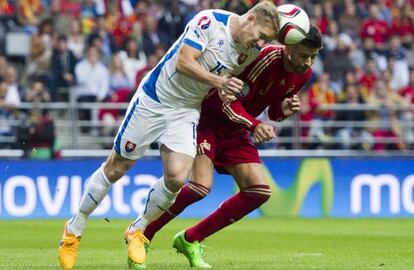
[0,158,413,219]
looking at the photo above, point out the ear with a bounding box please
[246,14,256,24]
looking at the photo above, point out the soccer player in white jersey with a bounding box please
[58,1,280,269]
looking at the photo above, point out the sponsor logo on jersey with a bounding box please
[217,39,224,47]
[238,53,247,65]
[125,141,137,152]
[198,16,211,29]
[193,29,201,38]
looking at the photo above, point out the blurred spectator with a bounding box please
[75,46,109,102]
[388,36,410,91]
[109,53,131,93]
[26,19,54,83]
[48,0,70,36]
[323,34,354,93]
[307,73,337,147]
[50,35,78,101]
[362,37,388,70]
[222,0,249,15]
[310,4,328,35]
[359,58,379,99]
[98,88,130,139]
[399,68,414,148]
[17,0,43,31]
[387,56,409,92]
[119,37,147,86]
[142,16,169,56]
[158,0,186,47]
[0,79,19,148]
[25,80,51,103]
[360,4,390,46]
[16,108,58,159]
[135,53,159,88]
[339,1,362,39]
[335,83,372,150]
[75,46,109,132]
[399,68,414,105]
[87,33,110,64]
[366,79,408,151]
[80,0,98,34]
[92,15,116,61]
[322,19,340,53]
[0,55,8,78]
[67,19,85,60]
[5,66,22,106]
[377,0,392,25]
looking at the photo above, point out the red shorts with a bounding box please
[197,125,261,174]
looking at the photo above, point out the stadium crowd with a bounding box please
[1,0,414,158]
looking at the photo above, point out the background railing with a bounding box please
[1,100,414,158]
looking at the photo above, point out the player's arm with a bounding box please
[223,100,275,143]
[176,45,243,98]
[268,93,301,121]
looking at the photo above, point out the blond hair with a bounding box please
[248,0,280,34]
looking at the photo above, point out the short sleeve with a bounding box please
[182,10,215,52]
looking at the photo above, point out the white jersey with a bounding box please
[138,9,260,109]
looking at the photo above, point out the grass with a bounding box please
[1,218,413,269]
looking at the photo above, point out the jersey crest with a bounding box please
[198,16,211,29]
[125,141,137,152]
[238,53,248,65]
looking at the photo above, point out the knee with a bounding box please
[188,181,211,198]
[104,155,135,183]
[164,164,192,189]
[243,185,271,206]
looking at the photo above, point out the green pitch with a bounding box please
[1,218,413,270]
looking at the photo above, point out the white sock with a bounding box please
[129,176,178,233]
[68,164,112,236]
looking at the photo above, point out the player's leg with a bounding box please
[184,162,270,242]
[59,94,159,269]
[143,136,215,241]
[59,150,136,269]
[126,107,200,268]
[173,135,269,268]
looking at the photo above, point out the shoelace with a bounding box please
[196,241,209,257]
[129,231,150,245]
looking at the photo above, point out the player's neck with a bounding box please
[229,15,242,43]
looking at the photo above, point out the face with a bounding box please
[239,15,276,49]
[286,44,320,73]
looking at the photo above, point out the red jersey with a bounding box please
[199,45,312,132]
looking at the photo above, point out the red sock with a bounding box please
[185,185,271,243]
[144,181,209,241]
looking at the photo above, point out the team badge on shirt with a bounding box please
[125,141,137,152]
[198,16,211,29]
[238,53,247,65]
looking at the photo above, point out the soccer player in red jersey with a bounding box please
[145,26,323,268]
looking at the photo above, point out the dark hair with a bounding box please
[57,35,67,42]
[300,25,323,49]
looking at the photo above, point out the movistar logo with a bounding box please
[260,158,334,217]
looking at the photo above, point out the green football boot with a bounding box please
[172,230,211,268]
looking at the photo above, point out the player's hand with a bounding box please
[254,123,276,143]
[218,88,237,103]
[220,76,244,99]
[281,94,300,117]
